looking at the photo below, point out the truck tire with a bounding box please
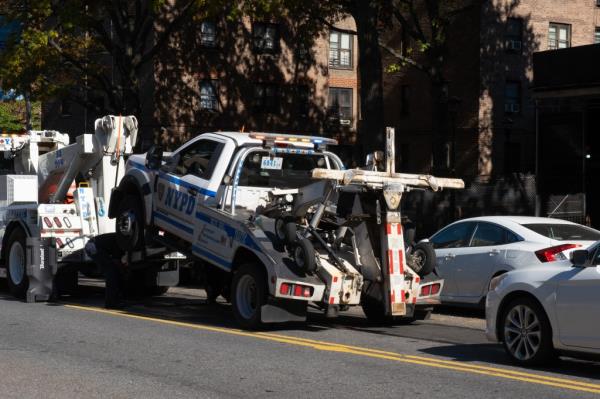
[6,228,28,299]
[115,195,144,252]
[231,263,267,330]
[293,238,316,273]
[408,242,436,277]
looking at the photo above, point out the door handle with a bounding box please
[445,253,456,259]
[489,249,500,256]
[188,188,198,197]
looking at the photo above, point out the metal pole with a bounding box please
[534,100,541,216]
[386,127,395,174]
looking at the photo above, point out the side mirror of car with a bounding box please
[570,249,589,267]
[145,145,163,170]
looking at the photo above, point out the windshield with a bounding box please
[521,223,600,241]
[238,151,332,189]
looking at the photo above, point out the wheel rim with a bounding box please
[118,211,136,237]
[9,241,25,286]
[412,249,425,271]
[504,304,542,361]
[236,275,258,320]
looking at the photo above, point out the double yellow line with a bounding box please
[65,304,600,395]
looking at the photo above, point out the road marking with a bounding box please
[65,304,600,395]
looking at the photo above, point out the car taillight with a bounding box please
[535,243,579,263]
[420,285,431,296]
[430,283,441,295]
[280,283,290,295]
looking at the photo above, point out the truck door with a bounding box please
[153,138,225,242]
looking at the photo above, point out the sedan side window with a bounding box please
[430,222,476,249]
[174,139,222,179]
[470,222,508,247]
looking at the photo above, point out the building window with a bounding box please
[595,27,600,44]
[253,83,279,113]
[296,85,310,118]
[548,23,570,50]
[253,22,279,53]
[200,21,217,47]
[504,81,521,114]
[328,87,353,123]
[329,31,353,68]
[200,80,219,111]
[400,85,410,116]
[505,18,523,52]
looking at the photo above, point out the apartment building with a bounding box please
[383,0,600,182]
[42,15,359,154]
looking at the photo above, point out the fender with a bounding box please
[108,171,153,225]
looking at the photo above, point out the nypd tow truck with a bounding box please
[110,128,464,328]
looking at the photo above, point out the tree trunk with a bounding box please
[352,0,385,159]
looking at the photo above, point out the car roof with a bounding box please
[456,216,577,226]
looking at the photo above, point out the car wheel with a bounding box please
[6,228,29,299]
[116,195,144,252]
[231,264,267,330]
[501,297,555,366]
[407,242,436,277]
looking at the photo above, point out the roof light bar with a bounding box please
[249,132,337,146]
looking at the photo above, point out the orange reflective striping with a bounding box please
[386,223,392,235]
[388,250,394,275]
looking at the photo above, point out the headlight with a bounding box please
[489,273,508,292]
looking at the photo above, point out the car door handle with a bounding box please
[445,253,456,259]
[489,249,500,256]
[187,188,198,197]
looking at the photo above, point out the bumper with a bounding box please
[485,289,501,342]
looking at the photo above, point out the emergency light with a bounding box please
[248,132,337,147]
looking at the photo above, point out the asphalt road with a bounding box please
[1,280,600,399]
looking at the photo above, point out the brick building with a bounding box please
[42,14,360,156]
[383,0,600,182]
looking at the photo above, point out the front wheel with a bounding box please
[501,297,555,366]
[231,264,267,329]
[115,195,145,252]
[6,228,28,298]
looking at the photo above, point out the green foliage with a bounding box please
[0,101,41,132]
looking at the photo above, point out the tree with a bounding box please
[0,0,229,140]
[381,0,480,175]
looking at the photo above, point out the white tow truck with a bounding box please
[0,115,177,301]
[111,128,464,328]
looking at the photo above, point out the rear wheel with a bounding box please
[501,297,555,366]
[6,228,28,298]
[231,264,267,329]
[115,195,144,252]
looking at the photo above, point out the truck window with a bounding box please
[238,151,327,189]
[174,139,222,179]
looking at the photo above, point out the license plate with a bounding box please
[261,156,283,170]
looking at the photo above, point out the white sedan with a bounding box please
[486,244,600,365]
[424,216,600,306]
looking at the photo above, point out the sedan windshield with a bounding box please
[521,223,600,241]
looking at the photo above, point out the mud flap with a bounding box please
[261,298,307,323]
[26,237,57,303]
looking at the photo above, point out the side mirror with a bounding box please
[145,145,163,170]
[570,249,589,267]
